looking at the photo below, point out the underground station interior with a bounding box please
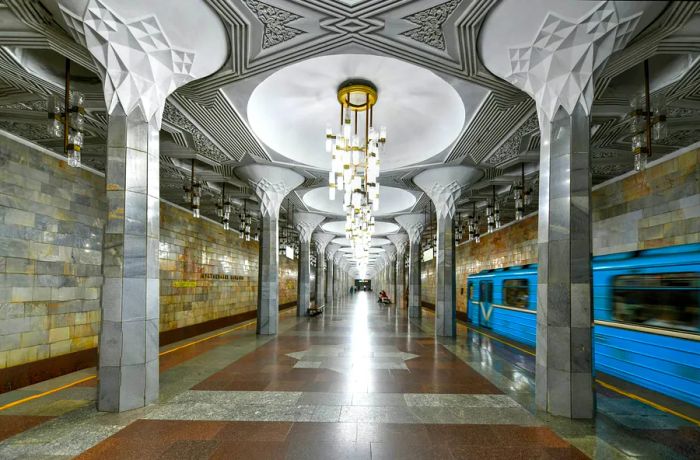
[0,1,699,458]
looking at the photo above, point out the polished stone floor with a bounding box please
[0,292,698,459]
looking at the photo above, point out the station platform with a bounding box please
[0,292,697,459]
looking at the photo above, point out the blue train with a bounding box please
[467,243,700,407]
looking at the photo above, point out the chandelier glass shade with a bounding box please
[46,59,85,168]
[626,60,669,171]
[325,80,386,265]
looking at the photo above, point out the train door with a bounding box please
[467,281,476,323]
[479,280,494,328]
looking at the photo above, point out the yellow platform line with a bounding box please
[463,323,700,427]
[0,319,257,412]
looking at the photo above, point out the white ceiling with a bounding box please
[245,53,474,171]
[303,185,417,216]
[478,0,668,79]
[321,220,400,236]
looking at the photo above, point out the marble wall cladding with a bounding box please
[0,135,106,370]
[158,203,260,332]
[1,133,301,371]
[423,146,700,314]
[592,147,700,254]
[420,257,436,308]
[279,253,298,307]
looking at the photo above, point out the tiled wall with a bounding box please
[422,145,700,312]
[592,146,699,254]
[159,204,260,332]
[420,257,436,307]
[0,132,299,373]
[279,252,298,307]
[0,135,106,369]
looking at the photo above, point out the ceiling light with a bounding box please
[627,59,668,171]
[47,59,85,168]
[325,79,387,266]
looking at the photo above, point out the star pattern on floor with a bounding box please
[286,344,419,374]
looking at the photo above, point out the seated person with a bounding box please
[378,290,391,304]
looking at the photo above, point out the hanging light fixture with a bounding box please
[514,163,532,221]
[216,183,232,230]
[486,187,496,233]
[469,203,481,243]
[47,59,85,167]
[455,212,463,242]
[182,159,202,218]
[239,201,247,240]
[325,79,386,266]
[627,59,668,171]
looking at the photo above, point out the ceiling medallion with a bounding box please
[325,79,387,273]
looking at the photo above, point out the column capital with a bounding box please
[293,213,324,244]
[480,1,654,124]
[236,165,304,220]
[312,232,336,255]
[387,233,408,257]
[384,244,397,261]
[413,166,482,220]
[59,0,227,128]
[326,243,341,261]
[395,214,425,244]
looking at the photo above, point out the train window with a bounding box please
[479,281,493,303]
[468,283,475,300]
[503,279,529,308]
[612,273,700,332]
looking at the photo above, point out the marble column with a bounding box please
[312,233,335,308]
[388,233,408,309]
[414,167,481,337]
[98,116,160,412]
[384,245,397,302]
[325,244,340,307]
[58,0,226,412]
[236,165,303,334]
[333,252,343,300]
[395,215,424,319]
[293,213,324,316]
[478,0,651,418]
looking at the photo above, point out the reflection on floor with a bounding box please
[0,292,697,459]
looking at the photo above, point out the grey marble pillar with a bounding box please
[435,213,456,336]
[297,240,311,316]
[294,213,324,316]
[384,245,396,303]
[476,0,652,417]
[325,244,340,307]
[314,247,324,308]
[314,233,334,307]
[99,116,159,412]
[535,104,594,418]
[396,215,424,319]
[414,167,480,337]
[236,166,303,335]
[388,233,408,309]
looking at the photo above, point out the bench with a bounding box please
[307,306,324,317]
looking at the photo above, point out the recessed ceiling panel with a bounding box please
[247,54,466,171]
[303,186,416,216]
[321,220,400,235]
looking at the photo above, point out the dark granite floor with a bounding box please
[0,292,697,459]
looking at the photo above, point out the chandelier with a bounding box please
[513,163,532,221]
[325,80,386,264]
[626,59,668,171]
[216,183,232,230]
[183,159,202,218]
[47,59,85,168]
[486,185,501,233]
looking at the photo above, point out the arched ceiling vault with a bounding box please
[0,0,699,268]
